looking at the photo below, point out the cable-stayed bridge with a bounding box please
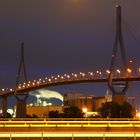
[0,4,140,139]
[1,4,140,118]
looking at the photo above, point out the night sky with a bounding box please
[0,0,140,107]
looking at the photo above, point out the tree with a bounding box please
[98,101,134,118]
[48,110,60,118]
[121,102,134,118]
[61,106,84,118]
[5,112,12,118]
[26,114,32,118]
[32,114,38,118]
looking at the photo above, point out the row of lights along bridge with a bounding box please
[0,66,139,94]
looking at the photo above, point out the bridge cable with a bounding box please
[122,18,140,48]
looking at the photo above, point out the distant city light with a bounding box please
[136,112,140,118]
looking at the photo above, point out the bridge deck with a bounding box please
[1,76,140,96]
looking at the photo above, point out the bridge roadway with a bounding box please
[1,76,140,96]
[1,118,140,139]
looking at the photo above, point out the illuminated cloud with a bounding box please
[30,89,63,102]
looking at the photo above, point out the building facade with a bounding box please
[64,91,112,113]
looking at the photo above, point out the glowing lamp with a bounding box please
[82,108,87,113]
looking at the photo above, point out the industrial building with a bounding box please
[10,90,113,118]
[64,91,112,114]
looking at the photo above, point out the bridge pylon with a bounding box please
[14,42,29,118]
[108,5,129,105]
[1,95,8,117]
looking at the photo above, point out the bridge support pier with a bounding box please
[1,95,8,117]
[15,94,28,118]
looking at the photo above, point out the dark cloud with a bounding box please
[0,0,140,102]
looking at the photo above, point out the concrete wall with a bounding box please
[27,105,63,117]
